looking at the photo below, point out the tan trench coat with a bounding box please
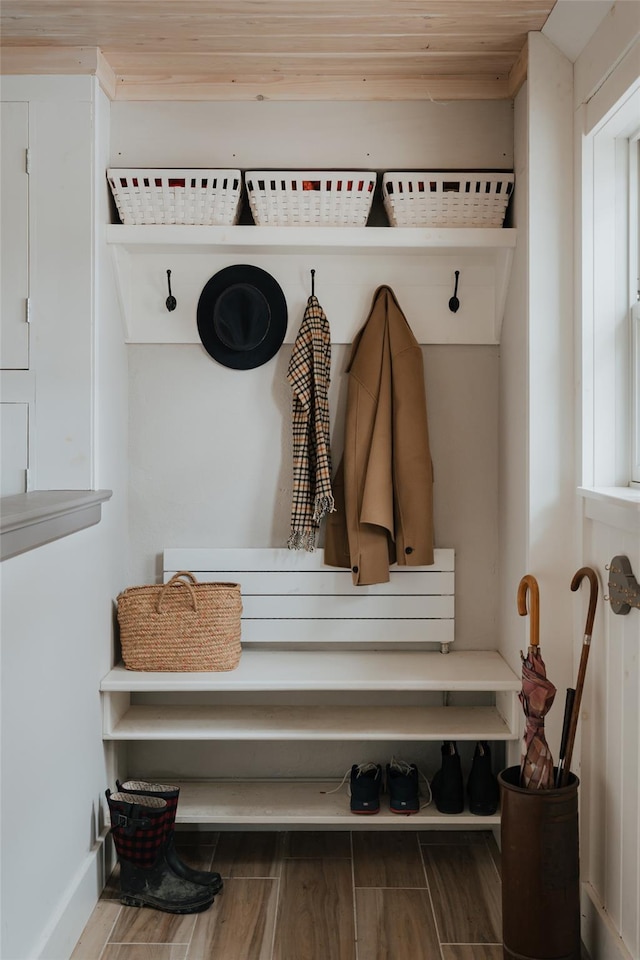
[324,285,434,585]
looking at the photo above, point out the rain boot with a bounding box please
[116,779,223,893]
[106,790,215,913]
[467,741,499,815]
[431,741,464,814]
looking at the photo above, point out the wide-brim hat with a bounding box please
[197,264,288,369]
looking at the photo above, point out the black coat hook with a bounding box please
[449,270,460,313]
[166,269,177,312]
[310,269,315,297]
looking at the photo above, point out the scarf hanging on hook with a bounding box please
[287,294,335,550]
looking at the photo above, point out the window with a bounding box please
[581,77,640,492]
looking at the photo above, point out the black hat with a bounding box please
[197,264,288,369]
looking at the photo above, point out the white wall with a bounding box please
[498,78,530,767]
[0,81,129,960]
[115,100,510,658]
[498,33,576,763]
[573,5,640,958]
[110,99,511,787]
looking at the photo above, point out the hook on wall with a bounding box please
[605,555,640,614]
[310,269,316,297]
[448,270,460,313]
[165,269,177,312]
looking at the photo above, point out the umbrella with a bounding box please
[517,574,557,789]
[556,567,598,787]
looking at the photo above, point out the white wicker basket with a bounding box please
[382,172,514,228]
[107,169,242,226]
[246,171,376,226]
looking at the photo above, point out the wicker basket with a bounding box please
[246,170,376,226]
[382,172,514,227]
[116,572,242,672]
[107,169,242,226]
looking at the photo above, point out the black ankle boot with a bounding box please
[116,780,223,893]
[106,790,215,913]
[431,741,464,814]
[467,741,499,816]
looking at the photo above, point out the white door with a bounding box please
[1,101,30,371]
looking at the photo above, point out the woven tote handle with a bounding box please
[157,572,199,614]
[169,571,199,585]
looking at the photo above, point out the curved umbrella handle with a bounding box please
[560,566,599,786]
[571,566,598,638]
[517,574,540,648]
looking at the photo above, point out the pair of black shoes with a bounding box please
[431,741,499,815]
[350,759,421,815]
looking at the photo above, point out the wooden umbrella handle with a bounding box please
[517,574,540,648]
[560,566,599,786]
[571,566,598,638]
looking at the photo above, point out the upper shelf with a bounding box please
[105,224,517,345]
[106,224,517,255]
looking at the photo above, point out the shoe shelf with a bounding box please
[102,650,519,828]
[104,703,518,742]
[170,779,501,828]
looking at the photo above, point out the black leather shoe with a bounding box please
[431,741,464,814]
[467,741,499,816]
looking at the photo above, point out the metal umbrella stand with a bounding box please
[499,573,581,960]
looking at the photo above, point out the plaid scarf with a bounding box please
[287,295,334,550]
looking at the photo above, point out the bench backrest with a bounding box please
[163,548,454,650]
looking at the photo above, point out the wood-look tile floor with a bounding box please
[71,830,506,960]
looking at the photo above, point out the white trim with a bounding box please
[579,485,640,530]
[581,882,636,960]
[32,831,109,960]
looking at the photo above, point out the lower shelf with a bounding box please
[165,779,500,828]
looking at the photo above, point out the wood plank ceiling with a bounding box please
[0,1,556,100]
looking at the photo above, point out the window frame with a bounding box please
[631,133,640,486]
[580,77,640,493]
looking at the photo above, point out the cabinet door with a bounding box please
[1,102,30,370]
[1,402,29,495]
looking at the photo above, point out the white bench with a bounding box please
[100,548,520,828]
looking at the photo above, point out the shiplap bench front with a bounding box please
[100,548,521,828]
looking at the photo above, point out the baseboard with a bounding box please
[581,881,635,960]
[32,830,110,960]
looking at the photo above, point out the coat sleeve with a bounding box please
[391,343,434,567]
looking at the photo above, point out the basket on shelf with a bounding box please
[382,172,514,228]
[116,572,242,672]
[107,169,242,226]
[245,170,377,226]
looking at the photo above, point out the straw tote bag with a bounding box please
[117,571,242,672]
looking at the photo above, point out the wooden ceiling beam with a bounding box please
[102,52,516,77]
[111,73,511,101]
[508,37,528,98]
[5,35,527,55]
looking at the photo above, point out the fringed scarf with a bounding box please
[287,294,334,550]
